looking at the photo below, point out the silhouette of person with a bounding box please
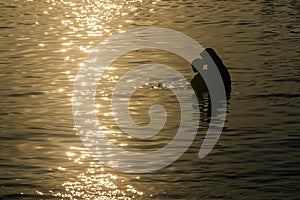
[191,48,231,99]
[191,48,231,120]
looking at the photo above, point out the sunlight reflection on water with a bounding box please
[52,147,143,200]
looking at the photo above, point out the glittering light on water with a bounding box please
[52,147,143,200]
[41,0,146,199]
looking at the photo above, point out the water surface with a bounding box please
[1,0,299,199]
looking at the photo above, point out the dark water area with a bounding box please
[1,0,299,199]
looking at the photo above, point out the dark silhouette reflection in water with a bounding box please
[191,48,231,121]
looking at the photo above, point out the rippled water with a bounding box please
[1,0,300,199]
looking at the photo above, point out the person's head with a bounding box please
[204,48,223,66]
[191,48,221,71]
